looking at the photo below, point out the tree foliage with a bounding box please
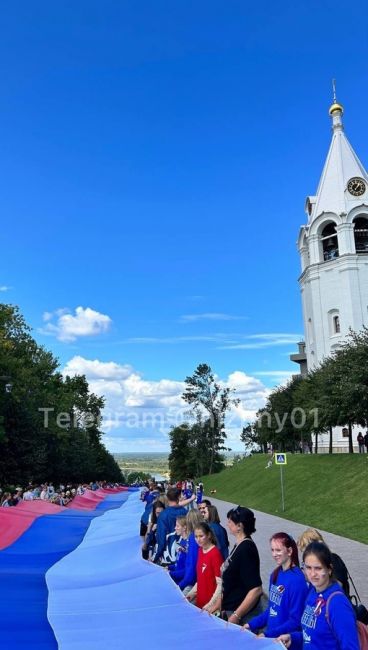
[251,327,368,453]
[240,423,263,452]
[169,363,239,478]
[0,304,122,484]
[125,471,153,485]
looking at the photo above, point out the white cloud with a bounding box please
[125,334,236,344]
[254,370,294,379]
[180,312,248,322]
[63,356,132,380]
[0,285,11,292]
[103,436,171,453]
[61,356,271,451]
[122,332,302,352]
[42,308,69,323]
[225,370,270,426]
[41,306,112,342]
[227,370,265,393]
[218,333,302,350]
[63,355,185,423]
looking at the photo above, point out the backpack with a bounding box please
[357,623,368,650]
[331,552,350,597]
[326,591,368,650]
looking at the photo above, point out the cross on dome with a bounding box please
[328,79,344,127]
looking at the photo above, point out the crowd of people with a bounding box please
[0,480,119,507]
[140,479,368,649]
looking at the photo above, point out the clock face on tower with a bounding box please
[347,177,366,196]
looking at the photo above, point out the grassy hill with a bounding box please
[201,454,368,544]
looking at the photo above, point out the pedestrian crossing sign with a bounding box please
[275,453,287,465]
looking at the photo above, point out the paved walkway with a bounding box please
[208,496,368,603]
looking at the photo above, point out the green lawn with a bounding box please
[201,454,368,544]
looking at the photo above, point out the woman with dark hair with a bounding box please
[278,541,359,649]
[245,532,307,638]
[1,492,12,507]
[142,500,165,560]
[186,522,223,611]
[202,505,229,560]
[213,506,263,624]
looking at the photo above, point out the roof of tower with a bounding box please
[308,99,368,223]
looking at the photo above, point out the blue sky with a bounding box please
[1,2,368,451]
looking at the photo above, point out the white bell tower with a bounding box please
[297,90,368,371]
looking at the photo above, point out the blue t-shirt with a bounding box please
[209,522,229,560]
[169,537,189,583]
[178,532,199,590]
[140,490,160,525]
[249,566,307,638]
[196,486,203,504]
[152,504,187,564]
[291,583,359,650]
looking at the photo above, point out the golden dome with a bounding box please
[329,102,344,115]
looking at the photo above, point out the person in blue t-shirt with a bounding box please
[245,532,307,640]
[168,516,189,583]
[178,509,203,592]
[277,541,359,650]
[142,500,165,560]
[196,483,203,504]
[202,504,229,560]
[151,487,187,565]
[140,483,160,537]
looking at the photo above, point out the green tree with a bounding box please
[0,303,122,484]
[182,363,238,475]
[324,330,368,452]
[126,471,152,485]
[240,423,262,452]
[168,423,193,479]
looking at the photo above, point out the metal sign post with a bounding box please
[275,453,287,512]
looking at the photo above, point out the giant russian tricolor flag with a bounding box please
[0,490,280,649]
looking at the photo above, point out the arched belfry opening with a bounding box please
[353,216,368,253]
[321,222,339,261]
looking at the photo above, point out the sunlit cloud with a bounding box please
[40,306,112,342]
[62,356,272,451]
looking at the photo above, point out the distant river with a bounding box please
[150,473,166,482]
[120,468,167,482]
